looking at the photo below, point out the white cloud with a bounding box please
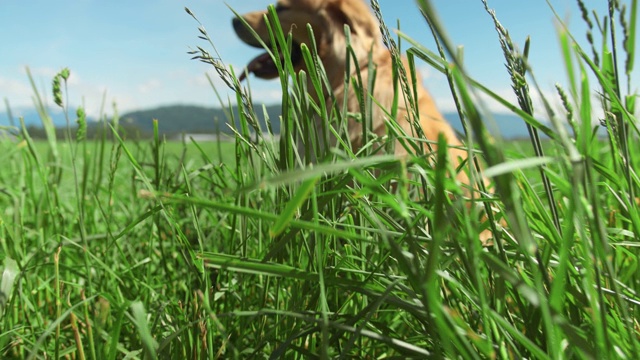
[26,66,59,79]
[0,67,112,119]
[0,76,33,108]
[137,79,162,94]
[432,95,458,114]
[255,88,282,103]
[187,71,228,89]
[416,64,433,81]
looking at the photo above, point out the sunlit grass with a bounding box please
[1,0,639,358]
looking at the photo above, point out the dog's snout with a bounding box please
[233,15,263,48]
[232,17,243,34]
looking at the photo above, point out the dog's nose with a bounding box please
[232,17,243,34]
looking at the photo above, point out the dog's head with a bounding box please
[233,0,381,83]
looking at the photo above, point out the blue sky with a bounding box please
[0,0,619,120]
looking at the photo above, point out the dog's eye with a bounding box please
[274,4,289,12]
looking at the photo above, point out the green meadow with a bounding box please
[2,0,640,358]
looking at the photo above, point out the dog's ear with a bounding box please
[326,0,380,40]
[326,0,359,34]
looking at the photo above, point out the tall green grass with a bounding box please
[1,0,639,358]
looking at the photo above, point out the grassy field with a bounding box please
[2,0,640,358]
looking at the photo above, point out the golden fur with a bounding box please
[233,0,496,243]
[233,0,473,185]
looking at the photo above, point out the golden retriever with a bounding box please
[232,0,475,185]
[233,0,497,244]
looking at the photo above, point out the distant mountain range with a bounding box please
[2,107,71,128]
[1,103,542,139]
